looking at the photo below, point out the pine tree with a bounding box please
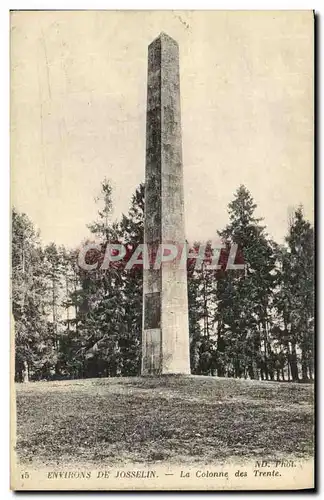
[117,183,144,375]
[70,179,124,377]
[43,243,67,377]
[187,242,204,374]
[12,208,54,381]
[216,186,277,379]
[58,248,82,378]
[187,241,220,375]
[274,207,314,381]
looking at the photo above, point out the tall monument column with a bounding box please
[142,32,190,375]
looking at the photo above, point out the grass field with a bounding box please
[15,376,314,467]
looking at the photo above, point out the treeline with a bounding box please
[12,181,314,383]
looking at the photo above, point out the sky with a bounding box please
[11,10,314,247]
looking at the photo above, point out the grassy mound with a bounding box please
[15,376,314,467]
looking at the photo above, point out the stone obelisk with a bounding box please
[141,32,190,375]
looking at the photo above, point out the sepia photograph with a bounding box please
[10,10,314,490]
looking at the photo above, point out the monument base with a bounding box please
[141,327,191,376]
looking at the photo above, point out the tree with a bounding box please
[12,208,55,381]
[274,207,314,381]
[187,241,220,375]
[69,179,125,377]
[12,183,314,383]
[216,186,277,380]
[187,242,204,373]
[87,178,114,241]
[43,243,67,377]
[117,183,145,375]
